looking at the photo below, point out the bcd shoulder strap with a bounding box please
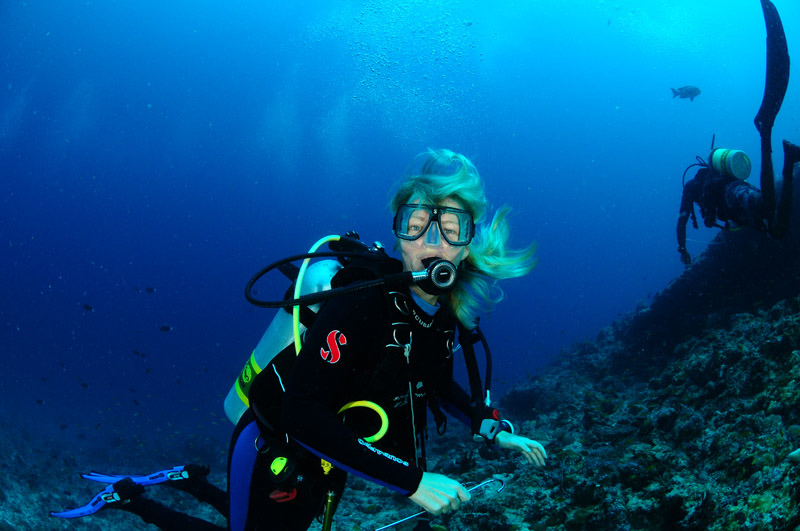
[457,321,487,407]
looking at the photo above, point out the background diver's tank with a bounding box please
[710,148,752,180]
[223,259,342,425]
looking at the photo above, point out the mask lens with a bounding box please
[395,205,433,240]
[439,211,462,243]
[438,207,473,245]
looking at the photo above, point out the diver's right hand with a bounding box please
[408,472,471,515]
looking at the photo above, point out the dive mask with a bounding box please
[393,204,474,246]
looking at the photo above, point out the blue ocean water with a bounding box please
[1,0,798,464]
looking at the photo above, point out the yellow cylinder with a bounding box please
[710,148,751,180]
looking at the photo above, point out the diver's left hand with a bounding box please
[494,432,547,467]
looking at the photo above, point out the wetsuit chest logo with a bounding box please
[320,330,347,364]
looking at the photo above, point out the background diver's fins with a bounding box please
[755,0,790,135]
[754,0,791,219]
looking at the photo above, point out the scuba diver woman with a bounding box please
[51,149,547,531]
[677,0,800,266]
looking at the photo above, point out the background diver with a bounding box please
[51,149,548,531]
[677,0,799,266]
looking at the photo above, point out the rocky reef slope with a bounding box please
[496,296,800,530]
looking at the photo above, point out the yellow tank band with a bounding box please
[338,400,389,443]
[234,351,262,407]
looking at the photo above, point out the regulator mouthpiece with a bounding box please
[412,258,457,295]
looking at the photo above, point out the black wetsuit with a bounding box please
[121,278,497,531]
[279,283,475,494]
[234,282,481,529]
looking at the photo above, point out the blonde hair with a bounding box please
[390,149,537,328]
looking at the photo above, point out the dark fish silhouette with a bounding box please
[82,303,94,312]
[671,86,701,101]
[160,325,173,332]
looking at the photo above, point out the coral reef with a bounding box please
[496,296,800,530]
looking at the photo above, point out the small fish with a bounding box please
[671,85,701,101]
[82,303,94,312]
[160,325,173,332]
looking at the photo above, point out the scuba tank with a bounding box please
[682,135,753,186]
[709,148,751,180]
[223,259,342,425]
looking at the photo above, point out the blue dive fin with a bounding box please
[50,484,122,519]
[82,465,189,486]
